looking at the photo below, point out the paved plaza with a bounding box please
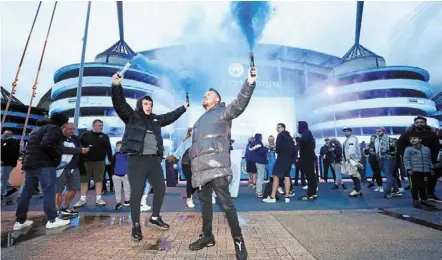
[1,183,441,260]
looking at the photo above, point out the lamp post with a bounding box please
[326,86,337,137]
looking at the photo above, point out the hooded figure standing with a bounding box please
[111,73,188,241]
[188,66,257,260]
[296,121,317,201]
[247,133,268,197]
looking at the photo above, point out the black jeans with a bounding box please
[182,164,197,198]
[427,168,440,196]
[200,177,242,238]
[392,161,402,188]
[322,159,336,182]
[102,165,114,192]
[410,172,429,200]
[127,155,165,224]
[294,161,306,186]
[369,159,383,186]
[301,158,317,197]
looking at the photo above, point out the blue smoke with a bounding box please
[230,1,271,50]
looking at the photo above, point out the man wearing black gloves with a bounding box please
[111,73,188,241]
[188,66,257,260]
[296,121,317,201]
[74,119,113,207]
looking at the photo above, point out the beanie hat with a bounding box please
[50,113,69,127]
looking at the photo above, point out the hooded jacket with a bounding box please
[111,83,186,156]
[247,133,269,164]
[296,121,316,159]
[22,117,67,170]
[1,136,20,167]
[189,80,256,188]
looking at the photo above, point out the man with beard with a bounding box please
[188,66,257,260]
[296,121,317,201]
[263,123,295,203]
[396,116,439,201]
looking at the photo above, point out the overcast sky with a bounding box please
[1,1,441,104]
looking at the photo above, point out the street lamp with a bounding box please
[325,86,338,137]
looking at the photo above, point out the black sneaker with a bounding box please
[427,194,442,203]
[115,202,122,210]
[132,222,142,241]
[189,234,216,251]
[233,236,248,260]
[123,201,130,207]
[3,188,18,198]
[341,183,347,190]
[60,207,79,215]
[331,184,339,189]
[147,216,169,230]
[421,200,436,208]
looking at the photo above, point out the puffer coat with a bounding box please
[190,80,255,188]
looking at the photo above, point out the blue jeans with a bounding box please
[16,167,57,223]
[379,159,398,195]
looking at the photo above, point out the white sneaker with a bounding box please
[46,217,70,229]
[284,197,290,203]
[398,188,404,193]
[140,204,151,212]
[302,185,308,190]
[186,198,195,208]
[277,187,284,194]
[212,197,216,204]
[379,187,384,193]
[374,187,381,192]
[263,196,276,203]
[73,199,86,208]
[96,198,106,206]
[13,220,33,231]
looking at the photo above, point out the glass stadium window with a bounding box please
[391,127,406,135]
[361,127,377,135]
[323,129,335,138]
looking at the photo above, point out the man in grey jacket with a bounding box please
[188,66,257,260]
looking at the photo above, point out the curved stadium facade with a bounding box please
[43,43,440,152]
[306,66,438,144]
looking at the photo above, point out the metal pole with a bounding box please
[73,1,91,135]
[333,95,337,137]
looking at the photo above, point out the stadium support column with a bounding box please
[73,1,91,135]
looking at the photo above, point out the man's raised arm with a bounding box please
[222,67,257,121]
[111,73,135,124]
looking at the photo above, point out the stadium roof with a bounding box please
[1,86,23,105]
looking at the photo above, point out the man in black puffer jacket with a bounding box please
[14,113,71,231]
[111,73,188,241]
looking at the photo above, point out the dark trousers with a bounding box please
[103,165,114,192]
[352,176,361,192]
[294,162,306,186]
[201,177,242,238]
[392,161,402,188]
[16,167,57,222]
[301,158,317,197]
[322,159,336,182]
[359,158,367,180]
[410,172,429,200]
[127,155,165,224]
[182,164,197,198]
[369,159,383,186]
[427,168,440,195]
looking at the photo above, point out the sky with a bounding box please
[1,1,441,104]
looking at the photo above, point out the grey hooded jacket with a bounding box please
[190,80,256,189]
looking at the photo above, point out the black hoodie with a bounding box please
[111,83,186,156]
[296,121,316,159]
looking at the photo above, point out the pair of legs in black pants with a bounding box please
[294,161,306,186]
[410,172,428,201]
[127,154,167,237]
[322,159,336,182]
[182,164,197,198]
[368,159,383,186]
[301,158,317,197]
